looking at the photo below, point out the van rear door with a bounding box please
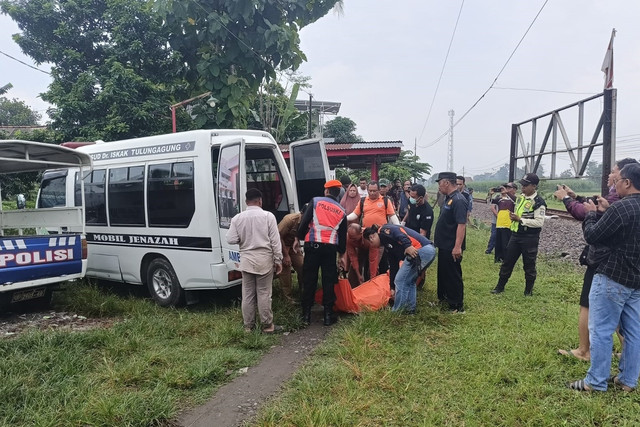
[216,138,245,275]
[288,138,330,210]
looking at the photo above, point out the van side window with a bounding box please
[148,161,195,227]
[218,144,240,228]
[38,170,68,208]
[80,169,107,225]
[109,166,145,226]
[246,148,289,223]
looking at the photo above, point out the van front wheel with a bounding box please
[147,258,184,307]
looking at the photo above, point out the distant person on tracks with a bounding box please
[226,189,283,334]
[555,158,637,362]
[568,162,640,392]
[491,173,546,296]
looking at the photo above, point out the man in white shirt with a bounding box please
[357,177,368,197]
[227,189,283,333]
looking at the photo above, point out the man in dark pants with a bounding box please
[298,179,347,326]
[492,173,546,296]
[433,172,467,313]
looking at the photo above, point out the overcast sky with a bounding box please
[2,0,639,178]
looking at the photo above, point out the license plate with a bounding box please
[11,287,47,303]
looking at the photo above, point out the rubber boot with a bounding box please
[524,281,534,296]
[323,307,336,326]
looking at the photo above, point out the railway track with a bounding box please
[473,198,577,221]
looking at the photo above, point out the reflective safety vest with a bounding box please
[305,197,346,245]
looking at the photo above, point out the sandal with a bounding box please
[610,376,634,392]
[262,324,284,334]
[567,379,592,392]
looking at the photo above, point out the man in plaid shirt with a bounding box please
[568,162,640,392]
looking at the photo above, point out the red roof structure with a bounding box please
[280,140,403,180]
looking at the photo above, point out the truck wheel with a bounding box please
[146,258,184,307]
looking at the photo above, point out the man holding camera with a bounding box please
[554,157,638,362]
[491,173,546,296]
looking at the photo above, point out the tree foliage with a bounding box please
[379,150,431,182]
[0,97,41,126]
[2,0,183,141]
[156,0,339,129]
[250,76,308,143]
[323,116,362,142]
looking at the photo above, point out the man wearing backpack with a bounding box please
[346,180,399,282]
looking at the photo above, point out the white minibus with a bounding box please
[38,130,329,306]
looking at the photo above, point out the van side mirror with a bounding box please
[16,194,26,209]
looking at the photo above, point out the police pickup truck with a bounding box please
[0,140,92,309]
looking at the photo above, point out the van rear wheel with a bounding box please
[147,258,184,307]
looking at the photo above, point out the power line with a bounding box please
[493,86,597,95]
[416,0,465,143]
[0,49,50,75]
[419,0,551,149]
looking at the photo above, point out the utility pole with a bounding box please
[447,109,455,171]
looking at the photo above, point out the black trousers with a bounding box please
[495,227,511,262]
[496,232,540,292]
[302,243,339,309]
[436,249,464,310]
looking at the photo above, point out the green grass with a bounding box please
[1,223,637,426]
[256,225,639,426]
[0,282,302,426]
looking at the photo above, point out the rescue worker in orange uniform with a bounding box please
[298,180,347,326]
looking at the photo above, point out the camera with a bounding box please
[491,187,502,192]
[589,195,599,205]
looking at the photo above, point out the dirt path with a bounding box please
[176,309,332,427]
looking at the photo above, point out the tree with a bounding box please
[156,0,340,129]
[0,83,13,95]
[250,74,309,143]
[379,150,431,182]
[2,0,184,141]
[559,168,574,178]
[0,97,41,126]
[323,116,362,142]
[585,161,602,180]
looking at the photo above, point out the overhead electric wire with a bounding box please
[493,86,596,95]
[416,0,465,144]
[0,49,50,75]
[419,0,551,149]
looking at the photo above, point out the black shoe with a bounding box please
[301,309,311,325]
[491,288,504,294]
[524,290,533,297]
[323,309,337,326]
[485,250,492,254]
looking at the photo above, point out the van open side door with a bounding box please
[216,138,245,272]
[288,138,330,210]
